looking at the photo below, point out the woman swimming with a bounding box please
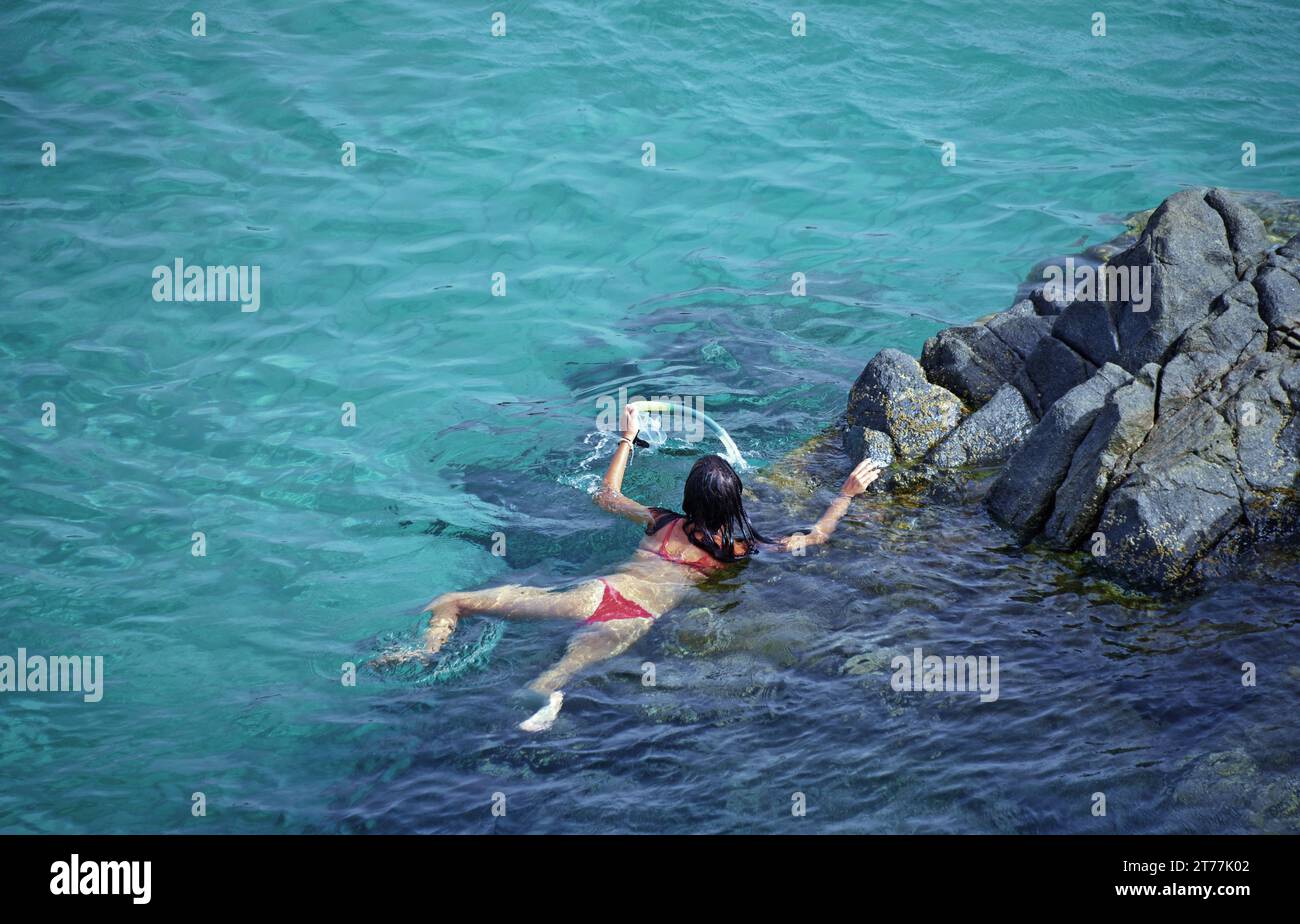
[391,404,884,731]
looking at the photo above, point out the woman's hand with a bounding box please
[786,457,886,550]
[840,458,885,497]
[621,402,640,439]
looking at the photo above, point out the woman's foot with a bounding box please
[421,594,463,656]
[371,594,463,668]
[369,646,430,668]
[518,691,564,732]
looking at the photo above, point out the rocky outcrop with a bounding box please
[843,187,1300,591]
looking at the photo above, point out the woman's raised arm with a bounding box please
[593,404,653,525]
[775,458,883,551]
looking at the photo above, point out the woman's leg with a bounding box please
[418,581,603,656]
[519,618,653,732]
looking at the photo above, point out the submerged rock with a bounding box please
[1174,748,1300,833]
[842,187,1300,592]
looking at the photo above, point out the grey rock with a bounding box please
[1095,454,1243,589]
[1009,367,1045,418]
[843,426,894,467]
[1028,284,1068,317]
[986,363,1132,538]
[920,324,1022,407]
[1255,264,1300,350]
[1280,233,1300,261]
[1224,354,1300,518]
[1093,381,1245,587]
[927,384,1036,469]
[1264,236,1300,287]
[884,461,943,496]
[846,348,964,461]
[1190,521,1255,585]
[985,299,1054,360]
[1135,361,1162,390]
[1024,334,1097,414]
[1158,281,1268,417]
[1024,254,1104,317]
[1052,296,1122,368]
[1129,384,1240,474]
[1114,188,1239,370]
[1042,377,1155,550]
[1206,187,1271,277]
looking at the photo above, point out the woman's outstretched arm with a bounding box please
[775,458,883,552]
[593,404,653,525]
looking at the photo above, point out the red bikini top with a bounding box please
[645,508,748,571]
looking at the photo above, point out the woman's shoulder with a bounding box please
[644,507,682,535]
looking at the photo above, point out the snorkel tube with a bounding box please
[625,400,748,469]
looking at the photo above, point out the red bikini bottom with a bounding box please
[585,580,654,623]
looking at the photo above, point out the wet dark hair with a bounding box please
[681,455,769,562]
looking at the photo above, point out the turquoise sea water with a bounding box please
[2,1,1299,833]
